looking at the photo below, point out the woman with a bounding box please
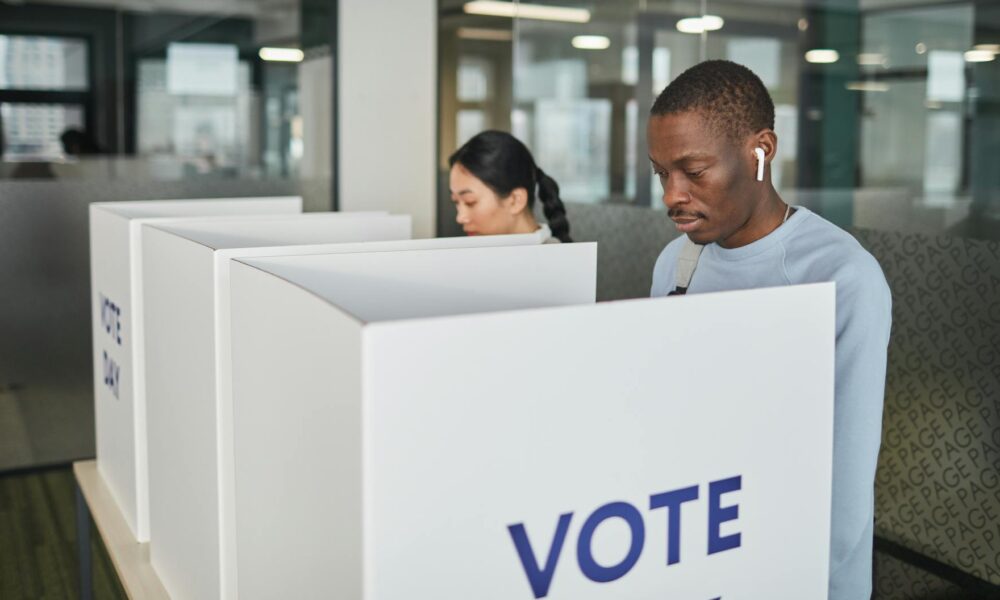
[449,130,572,243]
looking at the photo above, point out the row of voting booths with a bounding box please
[90,197,837,599]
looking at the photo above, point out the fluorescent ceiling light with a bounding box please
[964,49,996,63]
[259,47,303,62]
[857,52,885,66]
[676,15,724,34]
[973,44,1000,53]
[457,27,512,41]
[463,1,590,23]
[572,35,610,50]
[846,81,889,92]
[701,16,724,31]
[676,18,704,34]
[805,49,839,64]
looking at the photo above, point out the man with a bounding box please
[649,60,891,599]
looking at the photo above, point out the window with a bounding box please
[0,35,88,91]
[0,34,91,160]
[0,102,84,158]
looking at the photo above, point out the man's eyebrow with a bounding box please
[649,152,713,169]
[677,152,713,161]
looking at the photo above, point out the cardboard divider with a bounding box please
[141,217,564,600]
[89,196,301,542]
[242,243,598,322]
[140,212,411,600]
[229,248,834,599]
[227,245,835,599]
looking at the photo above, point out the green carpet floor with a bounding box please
[0,466,125,599]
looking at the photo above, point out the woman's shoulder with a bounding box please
[537,224,561,243]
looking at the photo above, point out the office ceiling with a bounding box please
[1,0,295,19]
[438,0,1000,34]
[440,0,984,13]
[3,0,995,38]
[3,0,980,17]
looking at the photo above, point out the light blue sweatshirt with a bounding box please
[651,206,892,600]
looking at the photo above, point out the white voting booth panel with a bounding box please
[151,226,555,600]
[141,213,410,600]
[89,196,301,542]
[146,214,563,600]
[229,250,835,600]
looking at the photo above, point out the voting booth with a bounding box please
[89,196,301,542]
[139,212,408,600]
[228,245,836,600]
[140,217,560,600]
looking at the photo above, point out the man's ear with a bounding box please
[753,129,778,162]
[507,187,530,215]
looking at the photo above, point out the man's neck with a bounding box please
[717,187,787,249]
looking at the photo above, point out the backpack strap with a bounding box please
[669,238,704,296]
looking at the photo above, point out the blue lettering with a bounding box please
[102,350,121,399]
[649,484,699,565]
[577,501,644,584]
[510,475,743,597]
[708,476,742,555]
[507,512,572,599]
[100,294,123,346]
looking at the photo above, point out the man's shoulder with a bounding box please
[786,210,889,295]
[650,235,688,296]
[655,234,688,265]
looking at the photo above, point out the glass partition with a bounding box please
[438,0,1000,240]
[0,3,320,192]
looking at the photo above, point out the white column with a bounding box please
[338,0,437,238]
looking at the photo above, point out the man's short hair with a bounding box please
[651,60,775,141]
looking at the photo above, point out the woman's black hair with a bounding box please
[448,130,572,242]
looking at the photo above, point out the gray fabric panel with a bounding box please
[873,549,967,599]
[856,229,1000,585]
[561,202,679,301]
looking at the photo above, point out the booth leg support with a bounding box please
[76,484,93,600]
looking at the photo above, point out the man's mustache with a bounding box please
[668,209,706,219]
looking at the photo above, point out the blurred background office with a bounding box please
[0,0,997,598]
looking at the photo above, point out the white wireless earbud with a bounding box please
[754,147,766,182]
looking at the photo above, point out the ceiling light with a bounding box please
[463,1,590,23]
[857,53,885,66]
[676,15,725,34]
[973,44,1000,53]
[457,27,512,41]
[676,18,704,34]
[846,81,889,92]
[964,49,996,63]
[701,16,724,31]
[572,35,610,50]
[915,43,927,55]
[259,48,303,62]
[805,49,839,64]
